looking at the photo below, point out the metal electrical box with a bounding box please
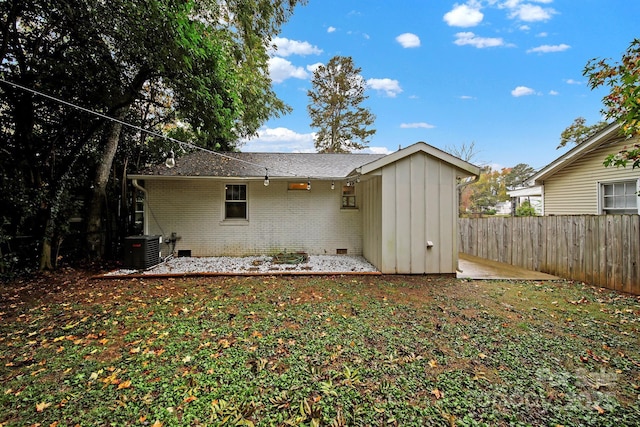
[123,235,161,269]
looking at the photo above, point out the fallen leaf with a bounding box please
[431,388,443,399]
[183,395,197,403]
[593,404,605,414]
[428,359,438,368]
[478,353,487,359]
[36,401,52,412]
[151,421,163,427]
[118,380,132,389]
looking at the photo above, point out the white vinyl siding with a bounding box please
[542,138,640,215]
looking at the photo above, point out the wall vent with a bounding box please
[336,249,348,255]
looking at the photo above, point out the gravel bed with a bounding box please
[105,255,378,276]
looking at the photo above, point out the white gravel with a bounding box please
[105,255,378,276]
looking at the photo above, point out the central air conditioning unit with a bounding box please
[123,235,161,269]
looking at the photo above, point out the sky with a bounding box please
[240,0,640,171]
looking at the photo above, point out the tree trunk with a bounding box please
[86,107,127,257]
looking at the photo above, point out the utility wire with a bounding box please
[0,77,297,177]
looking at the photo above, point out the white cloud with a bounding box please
[507,3,556,22]
[366,78,403,97]
[327,26,336,33]
[454,32,505,48]
[357,146,394,155]
[536,32,548,37]
[306,62,323,74]
[270,37,322,57]
[511,86,535,97]
[396,33,421,48]
[240,127,316,153]
[549,90,559,95]
[400,122,435,129]
[268,57,309,83]
[565,78,582,85]
[527,43,570,53]
[459,95,476,100]
[444,3,484,27]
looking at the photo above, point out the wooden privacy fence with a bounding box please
[458,215,640,294]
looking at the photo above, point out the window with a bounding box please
[133,193,144,234]
[601,181,638,214]
[342,185,356,208]
[225,184,247,219]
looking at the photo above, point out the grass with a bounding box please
[1,272,639,426]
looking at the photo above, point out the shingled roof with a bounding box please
[132,151,387,179]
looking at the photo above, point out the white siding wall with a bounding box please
[379,153,458,274]
[543,138,640,215]
[144,179,363,257]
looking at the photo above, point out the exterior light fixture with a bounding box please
[264,169,269,186]
[165,150,176,168]
[307,179,311,191]
[331,181,335,190]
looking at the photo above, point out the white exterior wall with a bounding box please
[143,179,363,257]
[377,152,458,274]
[543,138,640,215]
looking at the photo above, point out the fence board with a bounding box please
[459,215,640,295]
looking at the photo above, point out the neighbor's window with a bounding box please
[342,185,356,208]
[601,181,638,214]
[225,184,247,219]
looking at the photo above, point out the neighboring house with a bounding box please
[526,123,640,215]
[506,186,543,215]
[128,142,480,274]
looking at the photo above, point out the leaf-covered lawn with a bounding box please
[1,272,639,426]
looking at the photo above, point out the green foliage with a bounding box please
[558,117,609,149]
[584,38,640,168]
[0,0,305,272]
[603,142,640,169]
[515,200,537,217]
[307,56,376,153]
[464,167,509,213]
[2,275,639,425]
[504,163,535,190]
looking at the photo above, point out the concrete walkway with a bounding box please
[457,253,560,280]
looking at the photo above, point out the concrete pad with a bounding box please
[457,253,560,280]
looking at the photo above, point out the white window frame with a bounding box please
[598,179,640,214]
[223,183,249,221]
[341,184,357,209]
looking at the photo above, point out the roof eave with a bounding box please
[529,122,620,185]
[359,141,481,177]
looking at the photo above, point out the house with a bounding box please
[128,142,481,274]
[526,123,640,215]
[506,186,543,215]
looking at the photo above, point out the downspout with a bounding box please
[131,179,148,235]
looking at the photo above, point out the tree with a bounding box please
[445,142,482,215]
[584,38,640,168]
[463,167,509,214]
[0,0,305,272]
[558,117,608,149]
[307,56,376,153]
[504,163,535,189]
[515,200,537,217]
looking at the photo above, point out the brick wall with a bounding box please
[144,179,363,257]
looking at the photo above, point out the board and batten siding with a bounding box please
[143,179,363,257]
[373,152,458,274]
[360,176,382,270]
[543,138,640,215]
